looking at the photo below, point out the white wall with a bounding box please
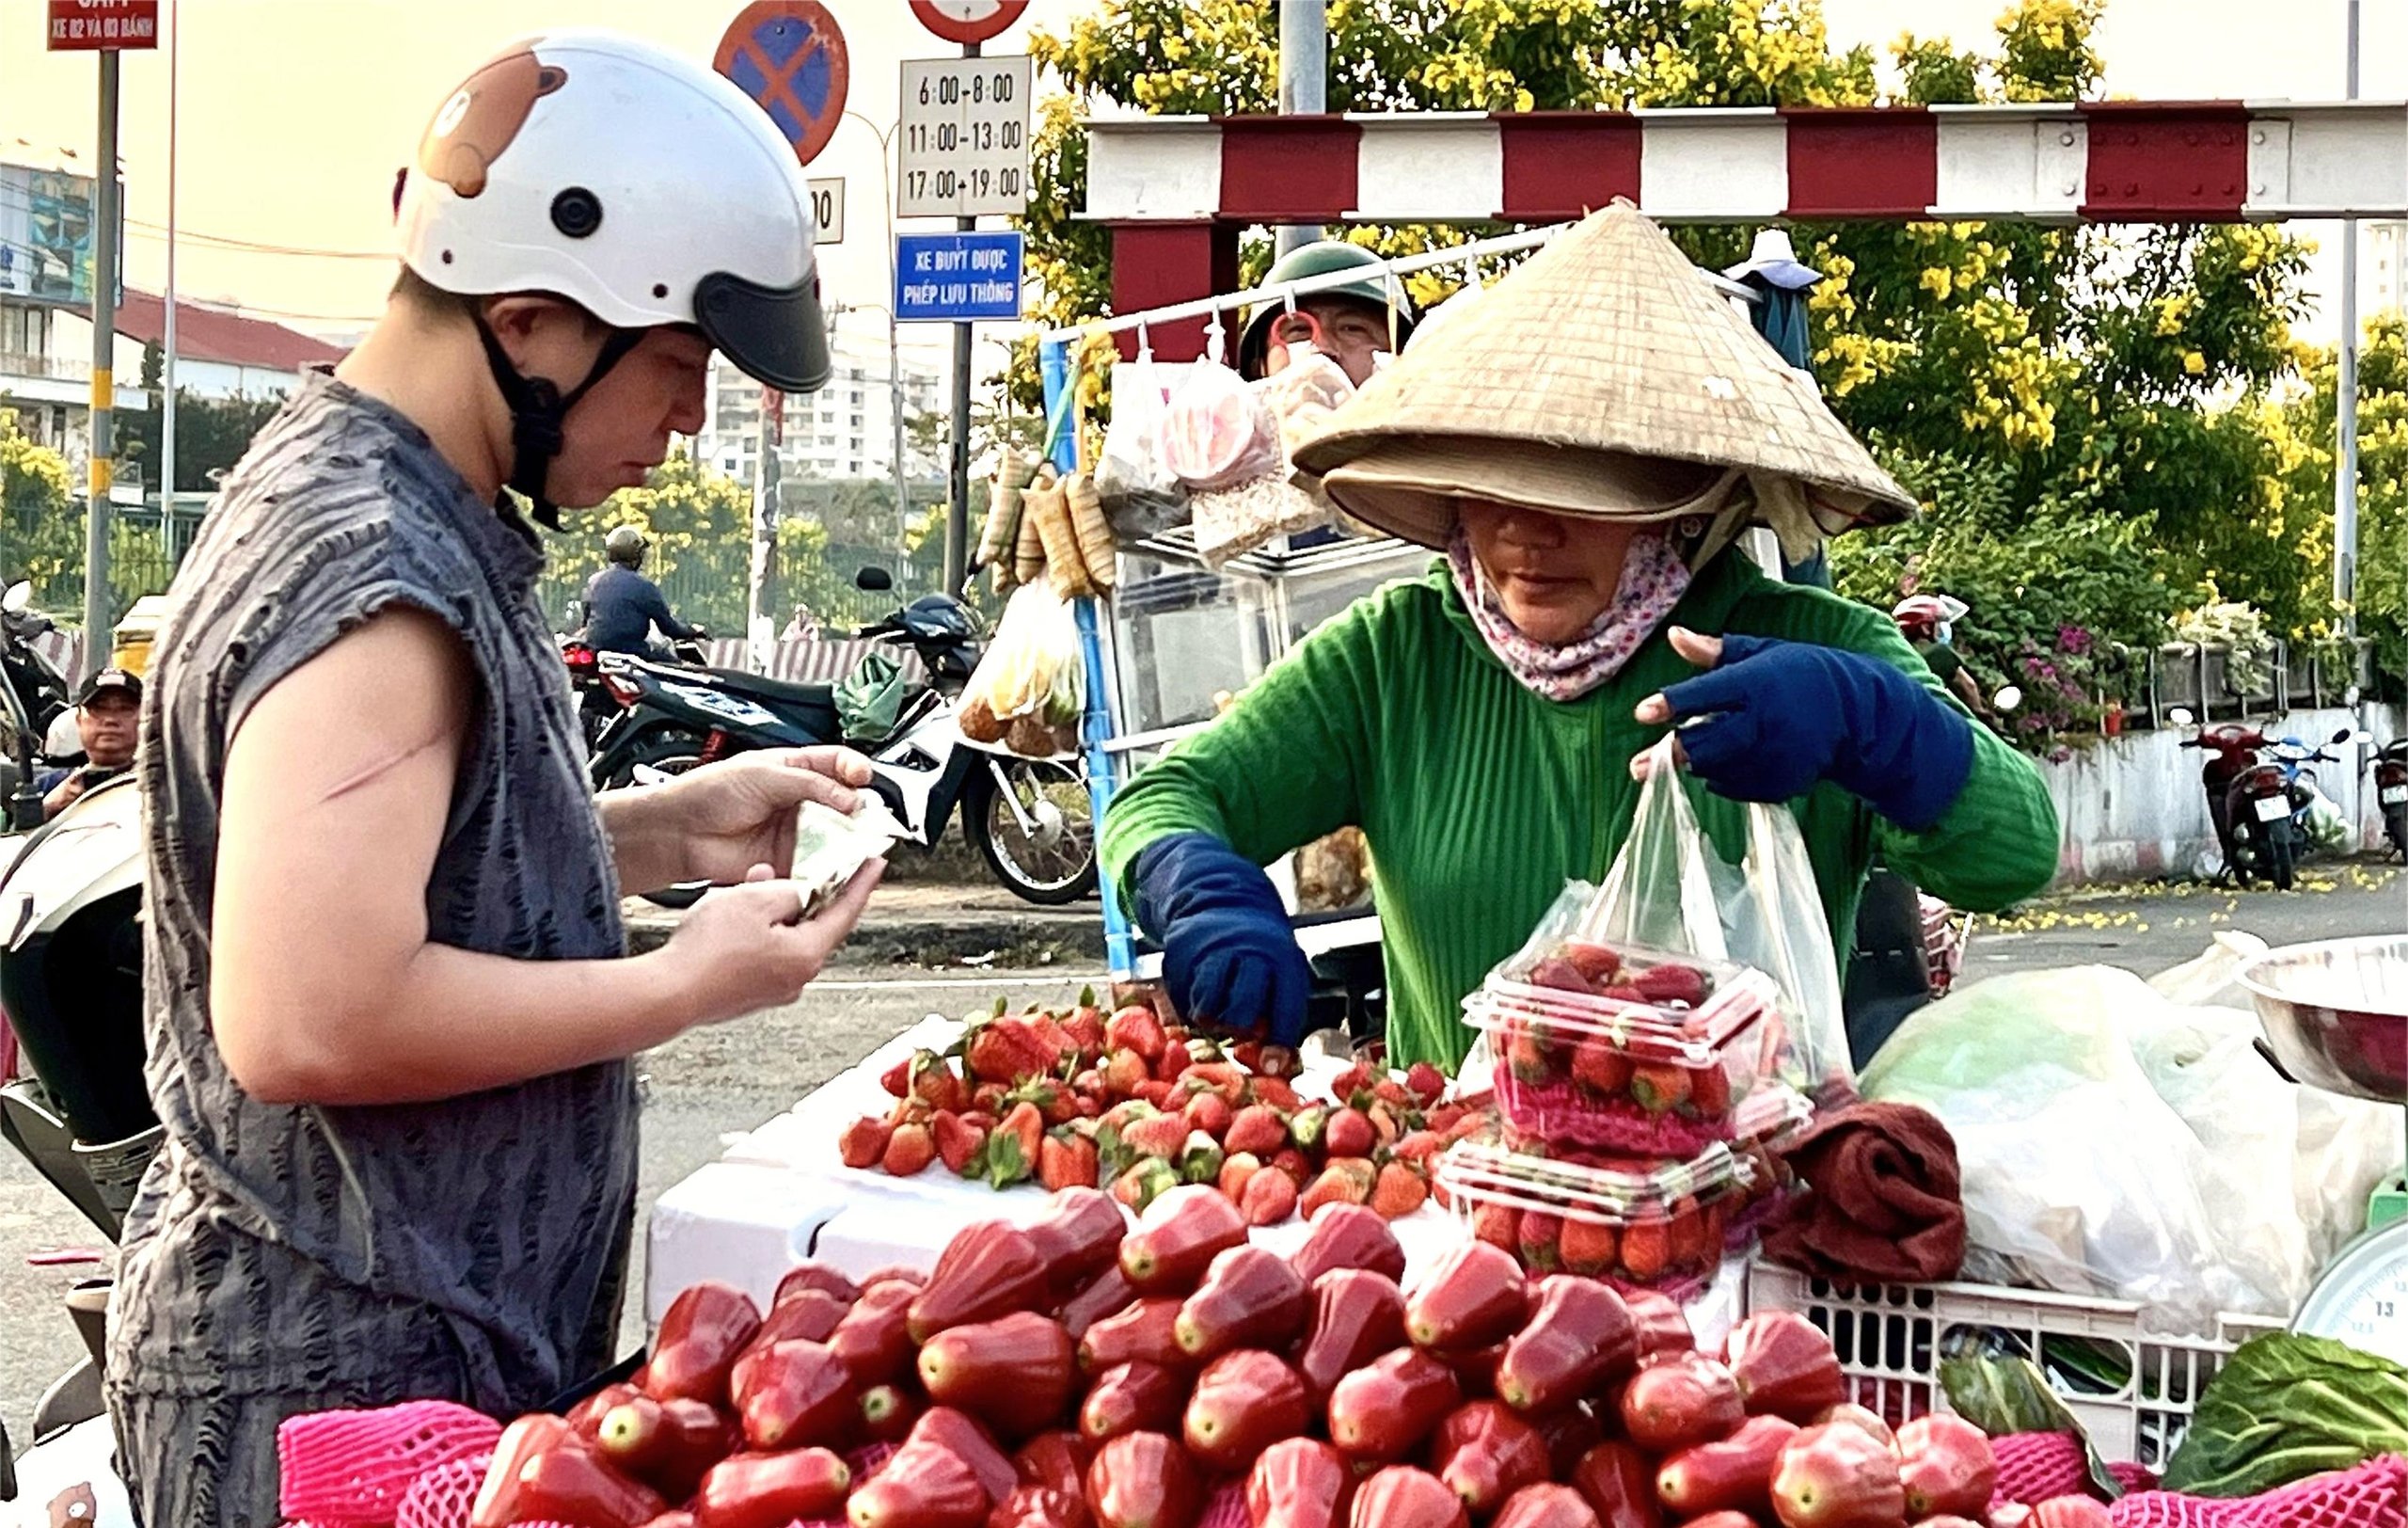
[2045,705,2404,883]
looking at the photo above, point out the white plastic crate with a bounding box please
[1747,1264,2283,1469]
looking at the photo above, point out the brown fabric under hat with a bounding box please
[1291,200,1914,551]
[1316,438,1745,552]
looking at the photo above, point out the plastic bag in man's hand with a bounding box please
[1581,736,1855,1102]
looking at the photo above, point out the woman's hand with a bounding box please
[1631,628,1975,830]
[610,748,874,891]
[659,861,885,1027]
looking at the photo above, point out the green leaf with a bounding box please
[1939,1353,2123,1500]
[2160,1334,2408,1498]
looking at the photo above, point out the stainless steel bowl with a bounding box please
[2239,935,2408,1104]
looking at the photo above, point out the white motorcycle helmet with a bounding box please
[395,30,830,521]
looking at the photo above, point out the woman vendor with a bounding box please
[1098,203,2060,1072]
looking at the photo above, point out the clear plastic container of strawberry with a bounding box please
[1434,1138,1750,1294]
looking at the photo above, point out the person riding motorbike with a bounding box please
[1236,239,1417,390]
[584,522,705,657]
[37,667,140,821]
[109,33,879,1527]
[1099,205,2061,1071]
[1893,594,1989,717]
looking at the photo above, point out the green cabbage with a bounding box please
[2161,1333,2408,1497]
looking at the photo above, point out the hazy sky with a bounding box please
[2,0,2400,359]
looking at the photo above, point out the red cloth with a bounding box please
[1762,1100,1966,1282]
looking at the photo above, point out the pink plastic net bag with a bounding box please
[2109,1456,2407,1528]
[277,1400,502,1526]
[393,1454,489,1528]
[1994,1432,2095,1508]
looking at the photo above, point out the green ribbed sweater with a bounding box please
[1099,554,2062,1071]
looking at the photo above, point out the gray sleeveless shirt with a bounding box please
[111,371,638,1410]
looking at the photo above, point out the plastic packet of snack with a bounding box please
[791,795,907,917]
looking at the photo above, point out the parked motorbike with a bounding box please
[2372,738,2408,860]
[0,581,75,772]
[2173,708,2313,889]
[589,567,1098,907]
[2267,729,2364,861]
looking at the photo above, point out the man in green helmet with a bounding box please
[1237,240,1417,387]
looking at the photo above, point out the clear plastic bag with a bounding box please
[1255,341,1355,460]
[1097,352,1191,540]
[1578,737,1855,1103]
[1160,357,1282,492]
[962,582,1084,734]
[1860,964,2405,1332]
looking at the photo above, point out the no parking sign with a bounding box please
[714,1,850,168]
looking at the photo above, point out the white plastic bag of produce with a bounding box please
[1861,963,2404,1333]
[1160,357,1282,493]
[962,583,1084,740]
[1579,736,1854,1102]
[1096,353,1191,540]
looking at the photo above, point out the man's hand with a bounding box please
[605,748,873,891]
[661,861,885,1027]
[1630,627,1975,830]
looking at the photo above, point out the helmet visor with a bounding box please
[695,268,832,393]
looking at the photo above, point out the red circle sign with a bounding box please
[715,1,851,169]
[909,1,1028,46]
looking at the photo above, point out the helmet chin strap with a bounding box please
[472,314,645,530]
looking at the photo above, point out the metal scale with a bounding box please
[2241,934,2408,1361]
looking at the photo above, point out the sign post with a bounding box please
[49,0,156,679]
[716,1,848,674]
[898,45,1030,592]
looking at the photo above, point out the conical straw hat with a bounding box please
[1291,200,1914,550]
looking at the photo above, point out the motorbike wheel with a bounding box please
[2266,821,2297,891]
[962,756,1098,907]
[2386,806,2408,861]
[603,732,715,910]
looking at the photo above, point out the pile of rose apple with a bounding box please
[465,1185,2020,1528]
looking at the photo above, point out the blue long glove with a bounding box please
[1130,832,1310,1046]
[1657,633,1975,831]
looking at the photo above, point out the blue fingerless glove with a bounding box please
[1658,634,1976,830]
[1130,832,1310,1046]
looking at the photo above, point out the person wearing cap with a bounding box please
[1236,240,1417,388]
[584,522,705,657]
[36,667,140,820]
[1893,595,1988,716]
[1101,203,2059,1073]
[110,35,881,1525]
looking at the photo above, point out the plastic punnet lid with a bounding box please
[1463,973,1779,1068]
[1436,1136,1748,1223]
[1732,1084,1814,1150]
[1481,938,1780,1051]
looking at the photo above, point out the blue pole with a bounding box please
[1040,338,1137,978]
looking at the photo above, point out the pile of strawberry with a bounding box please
[466,1186,2012,1528]
[837,998,1486,1224]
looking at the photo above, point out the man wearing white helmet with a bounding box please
[109,34,863,1523]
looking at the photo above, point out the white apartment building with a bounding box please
[2369,221,2408,319]
[702,333,943,488]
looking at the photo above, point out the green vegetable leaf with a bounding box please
[2161,1334,2408,1498]
[1940,1354,2123,1501]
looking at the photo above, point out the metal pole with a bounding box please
[943,41,978,597]
[1273,0,1327,259]
[747,386,778,674]
[161,0,179,523]
[82,52,121,682]
[884,127,909,581]
[2334,0,2363,634]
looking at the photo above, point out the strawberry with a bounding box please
[1225,1106,1288,1158]
[1631,963,1709,1007]
[1667,1196,1712,1268]
[1134,1080,1176,1108]
[1425,1104,1470,1136]
[1252,1044,1302,1080]
[967,1017,1059,1086]
[1619,1218,1671,1281]
[1059,1006,1107,1063]
[1572,1038,1632,1098]
[971,1081,1009,1117]
[1392,1131,1446,1168]
[1519,1209,1564,1273]
[1370,1079,1411,1111]
[882,1122,937,1176]
[1559,1218,1619,1277]
[1447,1112,1489,1143]
[910,1051,971,1113]
[1119,1114,1190,1161]
[1404,1062,1447,1108]
[1370,1162,1428,1220]
[1324,1108,1377,1160]
[1596,985,1645,1004]
[1218,1152,1262,1205]
[1247,1075,1303,1112]
[1039,1130,1101,1192]
[933,1112,989,1176]
[1528,956,1594,995]
[1101,1049,1151,1101]
[1099,1099,1161,1135]
[1154,1042,1194,1087]
[1507,1033,1556,1087]
[1180,1092,1234,1142]
[879,1059,910,1098]
[840,1116,894,1170]
[1471,1202,1520,1252]
[1230,1040,1265,1073]
[984,1103,1045,1188]
[1010,1077,1081,1127]
[1287,1106,1330,1152]
[1178,1130,1226,1186]
[1300,1159,1377,1219]
[1269,1148,1311,1187]
[1241,1164,1299,1226]
[1564,940,1623,985]
[1181,1062,1246,1104]
[1629,1064,1693,1115]
[1330,1062,1377,1103]
[1365,1103,1405,1151]
[1105,1006,1167,1061]
[1688,1063,1733,1117]
[1111,1157,1178,1214]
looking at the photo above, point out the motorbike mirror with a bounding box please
[1991,686,2022,713]
[854,565,895,593]
[2332,727,2357,745]
[2167,707,2196,727]
[1,581,29,615]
